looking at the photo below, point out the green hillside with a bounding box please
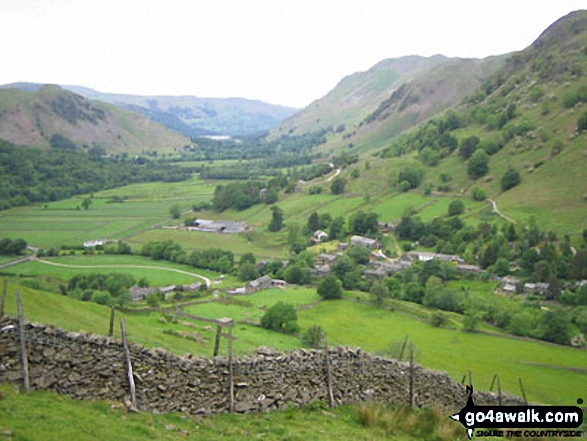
[273,54,506,156]
[0,85,190,153]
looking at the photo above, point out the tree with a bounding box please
[501,168,521,191]
[260,302,299,334]
[238,262,259,281]
[330,177,346,195]
[49,134,77,150]
[239,252,256,265]
[317,274,342,300]
[541,310,571,345]
[268,205,284,232]
[283,264,311,285]
[494,258,510,276]
[169,204,181,219]
[578,111,587,132]
[467,150,489,179]
[371,281,389,307]
[307,212,320,233]
[328,216,345,240]
[301,324,325,348]
[458,136,480,159]
[81,197,92,210]
[448,199,465,216]
[397,166,425,189]
[471,187,486,201]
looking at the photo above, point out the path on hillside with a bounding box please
[325,166,341,182]
[34,259,211,287]
[487,198,517,224]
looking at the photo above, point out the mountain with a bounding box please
[347,10,587,237]
[273,54,506,153]
[61,86,299,137]
[0,84,191,153]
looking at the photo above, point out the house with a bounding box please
[378,222,396,233]
[497,276,519,295]
[455,264,483,274]
[337,243,349,252]
[523,282,550,296]
[245,275,272,294]
[363,268,389,279]
[402,251,464,264]
[318,253,338,265]
[270,279,287,288]
[311,264,331,277]
[159,285,176,296]
[83,238,107,248]
[350,235,379,249]
[179,282,202,292]
[129,286,157,302]
[502,283,517,295]
[313,230,329,242]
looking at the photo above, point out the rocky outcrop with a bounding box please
[0,318,523,415]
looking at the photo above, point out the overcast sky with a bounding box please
[0,1,585,108]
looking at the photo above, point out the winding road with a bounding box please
[34,259,212,287]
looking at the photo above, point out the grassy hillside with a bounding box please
[273,54,505,157]
[0,85,190,153]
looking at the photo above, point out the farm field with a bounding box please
[0,177,217,249]
[0,254,239,287]
[3,274,584,406]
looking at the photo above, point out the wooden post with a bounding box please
[213,322,222,357]
[489,374,497,391]
[398,334,408,361]
[468,370,473,387]
[227,323,234,413]
[518,377,527,405]
[108,307,116,337]
[497,375,502,406]
[0,278,7,319]
[120,317,138,411]
[16,290,30,391]
[323,336,334,407]
[409,342,414,407]
[461,374,467,384]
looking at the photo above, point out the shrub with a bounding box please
[301,324,325,348]
[260,302,299,334]
[471,187,486,201]
[429,311,449,327]
[467,150,489,179]
[317,275,343,300]
[448,200,465,216]
[399,180,411,192]
[501,168,521,191]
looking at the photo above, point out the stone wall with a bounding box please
[0,318,524,415]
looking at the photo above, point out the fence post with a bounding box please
[227,323,234,413]
[108,306,116,337]
[0,278,7,319]
[120,317,138,411]
[468,370,473,387]
[398,334,408,361]
[16,290,30,391]
[409,342,415,407]
[497,375,502,405]
[213,322,222,357]
[518,377,527,405]
[323,336,334,407]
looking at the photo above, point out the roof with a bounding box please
[350,235,378,246]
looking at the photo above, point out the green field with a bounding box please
[0,254,240,288]
[0,178,217,249]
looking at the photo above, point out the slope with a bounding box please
[273,54,505,155]
[0,85,190,154]
[365,9,587,237]
[63,85,299,137]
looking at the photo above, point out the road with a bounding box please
[34,259,212,287]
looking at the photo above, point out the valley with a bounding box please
[1,7,587,440]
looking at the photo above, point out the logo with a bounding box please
[450,386,584,439]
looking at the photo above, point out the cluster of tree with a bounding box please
[140,241,234,273]
[0,140,193,210]
[212,181,268,212]
[66,272,135,306]
[0,238,28,255]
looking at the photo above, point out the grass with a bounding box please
[0,383,476,441]
[0,254,239,288]
[0,177,216,248]
[297,300,587,406]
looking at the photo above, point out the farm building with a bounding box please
[350,235,379,249]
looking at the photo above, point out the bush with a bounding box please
[448,200,465,216]
[467,150,489,179]
[398,166,425,189]
[260,302,299,334]
[317,275,343,300]
[330,177,346,195]
[501,168,521,191]
[399,180,411,192]
[429,311,449,327]
[301,324,325,348]
[471,187,486,201]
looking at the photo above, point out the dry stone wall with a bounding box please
[0,318,524,415]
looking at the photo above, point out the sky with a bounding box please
[0,1,585,108]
